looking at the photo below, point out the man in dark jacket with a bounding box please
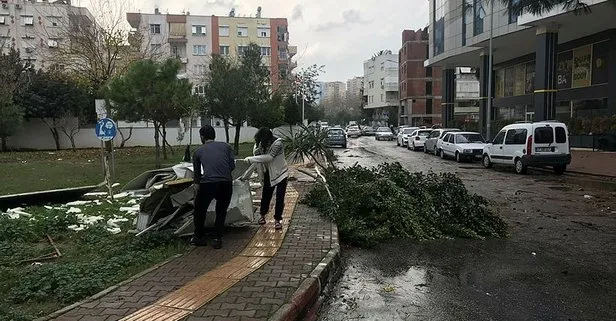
[192,125,235,249]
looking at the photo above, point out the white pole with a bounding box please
[486,1,494,139]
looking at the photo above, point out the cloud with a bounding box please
[312,9,372,32]
[291,4,303,21]
[205,0,238,8]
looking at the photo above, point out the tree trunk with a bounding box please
[50,128,61,150]
[1,137,7,152]
[224,120,230,143]
[118,127,133,148]
[234,123,242,155]
[161,123,168,160]
[153,121,161,168]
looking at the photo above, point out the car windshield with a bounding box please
[417,130,431,137]
[456,133,485,144]
[377,127,391,132]
[328,129,344,135]
[349,126,359,130]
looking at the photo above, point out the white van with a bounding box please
[482,121,571,174]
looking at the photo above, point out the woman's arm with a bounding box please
[247,140,283,164]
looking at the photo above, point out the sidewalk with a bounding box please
[569,150,616,177]
[47,179,338,321]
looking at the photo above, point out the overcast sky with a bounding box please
[82,0,429,82]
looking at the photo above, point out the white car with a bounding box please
[346,126,361,138]
[425,128,460,155]
[407,129,433,151]
[482,121,571,175]
[375,127,395,141]
[439,132,486,162]
[396,127,419,147]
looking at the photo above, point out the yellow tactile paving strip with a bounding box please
[120,186,299,321]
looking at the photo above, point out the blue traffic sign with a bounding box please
[95,118,117,141]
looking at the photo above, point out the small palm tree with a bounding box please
[281,125,336,170]
[497,0,616,15]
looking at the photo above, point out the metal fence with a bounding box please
[570,134,616,151]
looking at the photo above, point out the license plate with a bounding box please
[536,147,553,152]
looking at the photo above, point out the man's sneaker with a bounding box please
[274,221,282,230]
[190,236,207,246]
[213,238,222,249]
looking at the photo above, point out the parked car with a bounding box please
[361,126,376,136]
[482,121,571,174]
[407,129,433,151]
[347,126,362,138]
[396,127,419,147]
[325,127,347,148]
[424,128,460,155]
[375,127,394,141]
[439,132,486,162]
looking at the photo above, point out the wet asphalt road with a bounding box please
[318,136,616,321]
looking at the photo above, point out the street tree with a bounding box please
[0,48,31,151]
[283,95,302,129]
[18,68,92,151]
[106,58,192,168]
[249,92,285,129]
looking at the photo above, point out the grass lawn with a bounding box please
[0,143,254,196]
[0,198,190,321]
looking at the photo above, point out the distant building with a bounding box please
[399,28,442,126]
[346,76,363,98]
[321,81,346,107]
[126,7,296,89]
[0,0,95,70]
[363,51,399,125]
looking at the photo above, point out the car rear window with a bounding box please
[329,129,344,135]
[534,127,554,144]
[418,130,431,136]
[555,127,567,143]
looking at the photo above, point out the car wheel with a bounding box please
[554,165,566,175]
[411,143,416,151]
[514,158,527,174]
[434,147,439,156]
[482,154,493,169]
[455,152,462,163]
[397,140,400,146]
[440,149,445,159]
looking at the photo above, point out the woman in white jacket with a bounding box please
[245,128,289,230]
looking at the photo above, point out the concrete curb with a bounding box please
[34,252,185,321]
[268,224,341,321]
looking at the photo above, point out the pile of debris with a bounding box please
[121,160,258,236]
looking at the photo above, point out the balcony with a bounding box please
[288,46,297,58]
[289,60,297,70]
[168,35,187,43]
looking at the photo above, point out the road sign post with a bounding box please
[95,118,117,200]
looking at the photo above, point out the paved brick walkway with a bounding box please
[570,150,616,177]
[51,182,334,321]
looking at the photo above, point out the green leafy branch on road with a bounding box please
[303,163,508,246]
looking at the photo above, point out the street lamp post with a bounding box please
[486,1,495,140]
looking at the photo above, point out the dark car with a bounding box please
[361,126,376,136]
[326,128,347,148]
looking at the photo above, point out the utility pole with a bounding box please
[486,1,494,139]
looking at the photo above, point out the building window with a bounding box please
[433,0,445,55]
[219,25,230,37]
[462,0,472,45]
[23,16,34,26]
[260,46,271,56]
[194,85,205,95]
[150,24,161,34]
[237,26,248,37]
[194,64,206,74]
[237,45,248,56]
[257,27,270,38]
[473,0,484,36]
[508,0,520,24]
[426,98,433,114]
[0,16,6,25]
[192,45,207,56]
[191,25,206,36]
[279,48,288,59]
[426,67,433,77]
[426,81,432,95]
[219,45,229,56]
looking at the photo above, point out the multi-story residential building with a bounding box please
[363,51,399,124]
[346,76,363,98]
[0,0,95,69]
[399,28,443,126]
[126,7,295,90]
[425,0,616,137]
[321,81,346,105]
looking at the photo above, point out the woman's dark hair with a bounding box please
[199,125,216,141]
[255,127,274,150]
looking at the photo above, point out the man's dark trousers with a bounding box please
[193,181,233,239]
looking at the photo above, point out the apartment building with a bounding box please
[321,81,346,105]
[126,7,296,90]
[346,76,363,98]
[399,28,443,126]
[363,51,399,124]
[0,0,95,69]
[425,0,616,135]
